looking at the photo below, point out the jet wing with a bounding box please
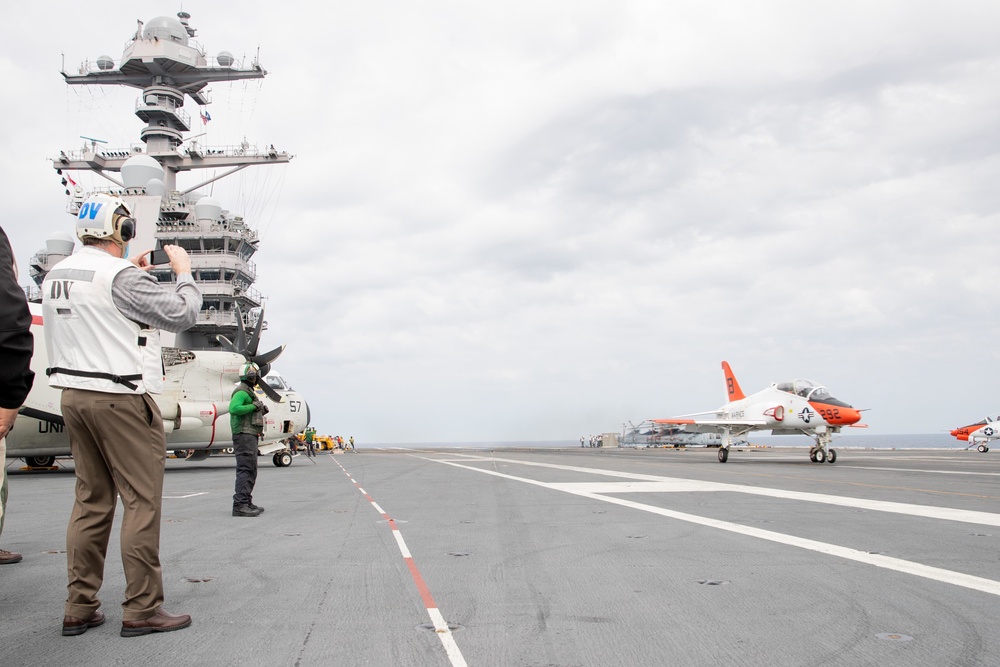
[652,417,768,433]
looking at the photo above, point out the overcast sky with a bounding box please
[3,1,1000,442]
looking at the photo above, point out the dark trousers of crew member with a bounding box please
[232,433,259,507]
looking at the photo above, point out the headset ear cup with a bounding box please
[119,217,135,243]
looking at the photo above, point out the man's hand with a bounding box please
[0,406,19,440]
[164,245,192,276]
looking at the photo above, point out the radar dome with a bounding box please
[96,55,114,70]
[46,231,76,257]
[142,16,189,45]
[195,196,223,223]
[217,51,234,68]
[145,178,167,196]
[121,154,164,189]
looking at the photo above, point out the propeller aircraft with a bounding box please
[949,415,999,453]
[653,361,865,463]
[7,302,311,469]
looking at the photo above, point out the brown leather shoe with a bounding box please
[0,548,22,564]
[62,609,106,636]
[120,607,192,637]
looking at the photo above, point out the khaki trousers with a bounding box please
[61,388,166,621]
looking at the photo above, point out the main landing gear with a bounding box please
[809,447,836,463]
[977,443,990,453]
[718,448,729,463]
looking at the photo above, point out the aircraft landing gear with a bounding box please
[718,447,729,463]
[809,448,827,463]
[978,444,989,453]
[827,449,837,463]
[25,455,55,468]
[272,451,292,467]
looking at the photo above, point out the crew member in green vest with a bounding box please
[230,362,267,517]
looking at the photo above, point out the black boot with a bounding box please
[232,504,262,517]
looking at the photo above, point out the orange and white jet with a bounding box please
[949,415,999,453]
[653,361,865,463]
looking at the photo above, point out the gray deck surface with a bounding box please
[2,446,998,666]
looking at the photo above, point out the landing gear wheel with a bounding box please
[827,449,837,464]
[26,455,55,468]
[815,449,826,463]
[279,452,292,467]
[718,448,729,463]
[978,444,987,453]
[809,449,818,462]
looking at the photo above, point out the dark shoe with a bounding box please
[0,548,22,564]
[248,502,265,513]
[62,609,106,636]
[120,608,192,637]
[232,504,262,517]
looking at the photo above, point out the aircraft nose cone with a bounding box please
[841,408,862,425]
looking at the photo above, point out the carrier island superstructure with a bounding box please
[30,12,291,349]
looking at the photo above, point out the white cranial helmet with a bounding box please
[76,194,135,247]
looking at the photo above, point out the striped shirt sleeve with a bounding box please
[112,267,202,332]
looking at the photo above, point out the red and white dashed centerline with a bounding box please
[333,458,468,667]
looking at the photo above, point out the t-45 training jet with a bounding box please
[949,415,999,453]
[653,361,865,463]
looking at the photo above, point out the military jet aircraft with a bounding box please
[7,302,310,468]
[949,415,999,453]
[653,361,865,463]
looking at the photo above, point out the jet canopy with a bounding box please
[775,379,832,402]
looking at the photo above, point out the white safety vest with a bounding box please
[42,247,163,394]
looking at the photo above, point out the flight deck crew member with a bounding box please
[43,194,200,638]
[230,362,267,517]
[0,225,34,565]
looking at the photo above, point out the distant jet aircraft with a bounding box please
[653,361,865,463]
[7,303,310,469]
[949,415,999,453]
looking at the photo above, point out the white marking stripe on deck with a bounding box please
[442,455,1000,526]
[333,458,468,667]
[419,455,1000,598]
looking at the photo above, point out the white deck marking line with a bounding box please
[446,455,1000,527]
[415,456,1000,598]
[837,465,1000,476]
[332,459,468,667]
[163,492,209,499]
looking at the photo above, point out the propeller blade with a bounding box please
[246,306,265,357]
[233,304,247,352]
[257,363,271,378]
[259,381,283,403]
[252,344,285,367]
[213,335,242,355]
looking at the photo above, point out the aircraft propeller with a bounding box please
[213,304,286,402]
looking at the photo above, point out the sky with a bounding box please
[3,1,1000,442]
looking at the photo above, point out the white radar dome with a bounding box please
[145,178,167,196]
[46,231,76,256]
[142,16,189,45]
[121,154,165,189]
[217,51,234,67]
[96,55,114,70]
[195,196,223,222]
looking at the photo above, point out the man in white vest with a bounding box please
[42,194,201,638]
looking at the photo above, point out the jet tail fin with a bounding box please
[722,361,745,401]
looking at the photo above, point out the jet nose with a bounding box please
[840,408,862,425]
